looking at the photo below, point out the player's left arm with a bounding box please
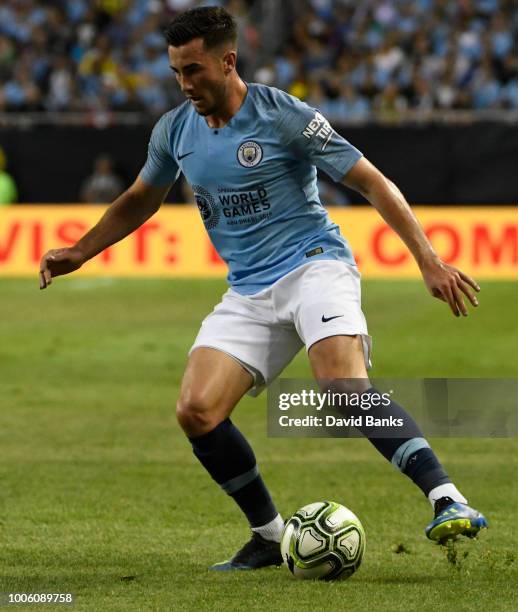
[342,157,480,317]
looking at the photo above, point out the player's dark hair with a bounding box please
[164,6,237,50]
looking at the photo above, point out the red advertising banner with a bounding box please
[0,206,517,278]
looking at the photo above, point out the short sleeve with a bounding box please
[275,93,362,182]
[140,114,180,186]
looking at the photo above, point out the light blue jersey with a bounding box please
[140,83,362,295]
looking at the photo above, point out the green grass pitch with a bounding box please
[1,277,517,611]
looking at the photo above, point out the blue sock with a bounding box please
[189,419,278,527]
[352,388,452,496]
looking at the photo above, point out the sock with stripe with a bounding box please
[189,418,282,539]
[343,388,465,504]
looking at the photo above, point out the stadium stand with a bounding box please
[0,0,516,119]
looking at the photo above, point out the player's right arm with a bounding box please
[40,112,179,289]
[39,177,170,289]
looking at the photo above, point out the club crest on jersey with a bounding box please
[192,184,220,230]
[237,141,263,168]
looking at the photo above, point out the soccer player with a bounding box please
[39,7,487,570]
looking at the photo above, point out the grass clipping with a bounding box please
[442,536,515,574]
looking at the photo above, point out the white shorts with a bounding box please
[189,260,372,396]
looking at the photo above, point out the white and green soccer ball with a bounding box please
[281,501,365,581]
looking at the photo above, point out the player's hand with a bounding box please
[420,258,480,317]
[39,247,86,289]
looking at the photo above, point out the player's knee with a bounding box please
[312,355,367,380]
[176,390,219,436]
[310,335,368,379]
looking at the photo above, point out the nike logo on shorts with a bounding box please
[178,151,194,160]
[321,314,344,323]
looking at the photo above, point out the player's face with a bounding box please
[168,38,233,117]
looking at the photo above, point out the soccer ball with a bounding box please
[281,500,365,581]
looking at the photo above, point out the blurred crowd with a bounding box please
[279,0,518,120]
[0,0,517,120]
[0,0,258,114]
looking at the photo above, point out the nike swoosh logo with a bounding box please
[178,151,194,161]
[322,315,344,323]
